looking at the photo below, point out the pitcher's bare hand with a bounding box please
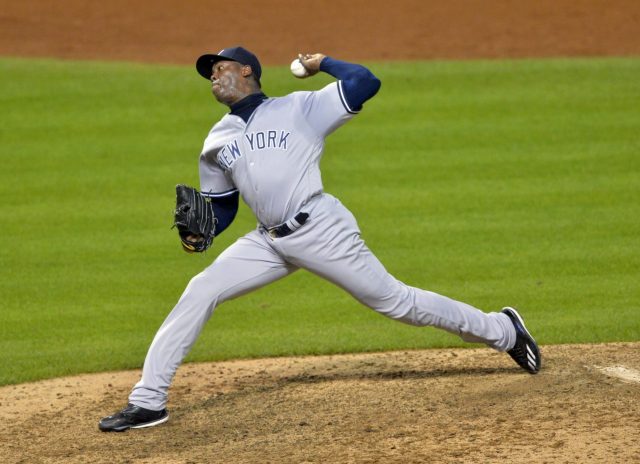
[298,53,326,77]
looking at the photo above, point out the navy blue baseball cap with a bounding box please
[196,46,262,83]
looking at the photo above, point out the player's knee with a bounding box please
[183,271,225,306]
[363,284,421,326]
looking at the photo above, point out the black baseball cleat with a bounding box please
[502,307,541,374]
[98,403,169,432]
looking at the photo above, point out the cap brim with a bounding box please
[196,54,235,80]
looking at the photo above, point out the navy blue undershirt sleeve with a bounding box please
[210,191,239,236]
[319,57,381,111]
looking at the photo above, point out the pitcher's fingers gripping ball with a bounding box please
[292,53,325,78]
[290,58,309,78]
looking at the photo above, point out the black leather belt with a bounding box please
[266,212,309,238]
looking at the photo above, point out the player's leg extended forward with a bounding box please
[129,230,296,411]
[276,194,516,351]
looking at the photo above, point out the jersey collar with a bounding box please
[230,92,268,123]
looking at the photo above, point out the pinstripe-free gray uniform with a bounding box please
[129,81,516,411]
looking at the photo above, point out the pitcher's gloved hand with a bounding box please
[173,184,216,253]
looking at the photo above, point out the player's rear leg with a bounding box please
[127,230,296,411]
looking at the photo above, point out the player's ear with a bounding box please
[241,65,253,78]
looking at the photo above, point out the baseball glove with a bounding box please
[173,184,216,253]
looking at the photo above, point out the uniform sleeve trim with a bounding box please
[201,188,238,198]
[337,80,359,115]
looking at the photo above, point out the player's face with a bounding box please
[210,60,246,106]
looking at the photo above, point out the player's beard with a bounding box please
[212,73,245,106]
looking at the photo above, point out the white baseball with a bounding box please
[290,58,309,78]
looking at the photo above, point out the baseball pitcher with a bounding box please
[99,47,541,432]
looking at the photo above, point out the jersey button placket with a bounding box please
[250,161,259,192]
[248,155,257,190]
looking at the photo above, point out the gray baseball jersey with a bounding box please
[129,78,517,411]
[199,82,352,227]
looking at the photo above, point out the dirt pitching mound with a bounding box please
[1,343,638,463]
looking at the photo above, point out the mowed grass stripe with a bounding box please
[0,57,638,385]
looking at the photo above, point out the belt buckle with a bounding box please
[268,228,278,239]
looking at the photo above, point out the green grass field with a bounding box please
[1,56,638,386]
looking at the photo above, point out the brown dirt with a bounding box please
[1,344,639,463]
[2,0,640,65]
[2,1,640,462]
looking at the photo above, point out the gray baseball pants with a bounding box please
[130,193,516,410]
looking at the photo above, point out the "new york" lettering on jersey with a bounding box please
[217,130,291,170]
[217,139,244,170]
[245,130,290,151]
